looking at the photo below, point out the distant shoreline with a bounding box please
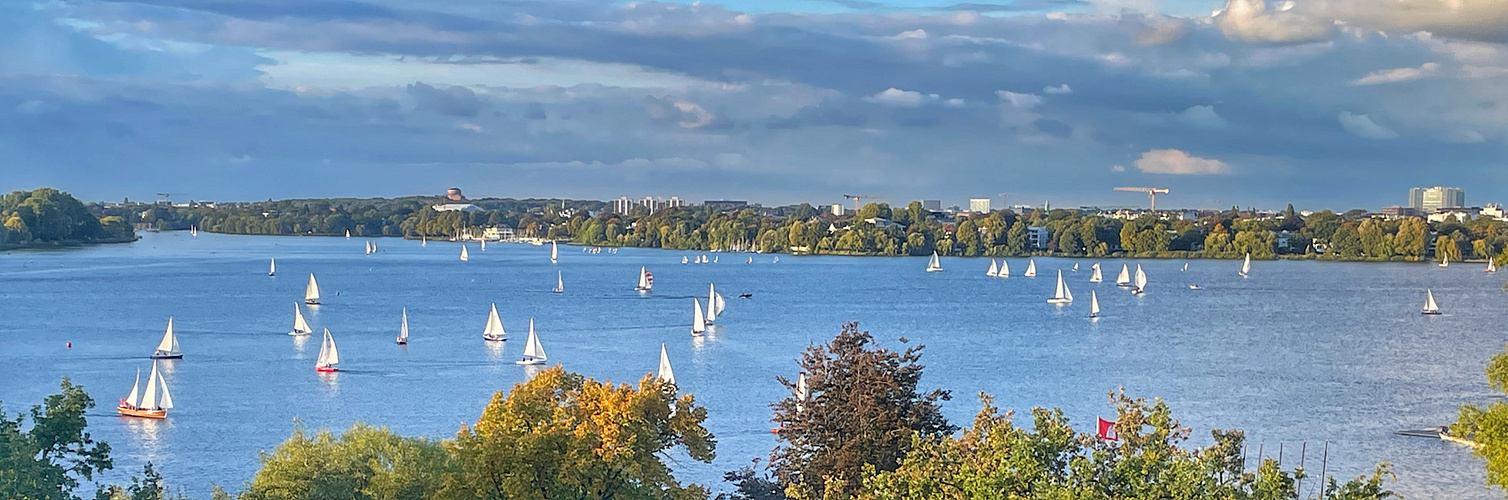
[0,235,139,252]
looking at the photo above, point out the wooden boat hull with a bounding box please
[118,406,167,419]
[316,366,338,372]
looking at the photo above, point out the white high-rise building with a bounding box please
[1409,186,1465,212]
[968,198,992,213]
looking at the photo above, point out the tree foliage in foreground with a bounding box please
[0,379,114,500]
[1452,342,1508,495]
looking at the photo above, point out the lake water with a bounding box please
[1,231,1503,498]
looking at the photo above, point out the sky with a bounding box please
[1,0,1506,210]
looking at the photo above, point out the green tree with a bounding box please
[769,323,955,500]
[239,424,453,500]
[0,379,114,500]
[1435,234,1462,263]
[1394,218,1427,258]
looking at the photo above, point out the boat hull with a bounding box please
[396,339,407,345]
[926,268,942,273]
[1047,299,1072,305]
[289,330,311,336]
[483,335,507,342]
[1422,310,1442,315]
[515,359,545,365]
[118,406,167,419]
[306,300,320,305]
[150,353,182,359]
[316,366,338,372]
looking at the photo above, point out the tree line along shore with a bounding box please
[116,194,1505,263]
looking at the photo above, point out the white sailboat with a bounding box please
[1488,260,1498,274]
[636,267,654,291]
[796,373,809,402]
[1132,265,1148,295]
[1088,290,1101,318]
[483,303,507,342]
[481,239,487,251]
[305,273,321,305]
[460,245,470,262]
[1072,263,1079,272]
[706,284,720,324]
[986,260,999,277]
[118,361,174,418]
[1047,270,1073,304]
[682,256,689,264]
[1239,253,1251,277]
[553,271,564,294]
[396,308,409,345]
[289,303,313,336]
[515,319,546,365]
[1182,262,1189,272]
[191,225,197,237]
[1024,259,1037,277]
[422,236,427,247]
[692,298,707,336]
[1422,289,1442,315]
[657,344,675,384]
[1115,264,1131,287]
[1089,263,1103,283]
[551,241,559,263]
[345,229,351,239]
[925,251,943,272]
[998,260,1010,278]
[315,328,340,372]
[1440,254,1450,268]
[150,317,182,359]
[365,241,372,255]
[269,258,276,277]
[773,256,779,263]
[746,257,753,264]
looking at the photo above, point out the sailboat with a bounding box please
[998,260,1010,278]
[269,258,276,277]
[1072,263,1079,272]
[315,329,340,372]
[1182,262,1189,272]
[1047,270,1073,304]
[773,256,779,263]
[925,251,943,272]
[1132,265,1148,295]
[553,271,564,294]
[150,318,182,359]
[551,241,559,263]
[365,241,372,255]
[1488,260,1498,274]
[117,361,174,419]
[713,256,719,263]
[986,260,999,277]
[482,303,507,342]
[345,229,351,239]
[1440,254,1450,268]
[657,344,675,384]
[1239,253,1251,277]
[289,303,313,336]
[1024,259,1037,277]
[746,257,753,264]
[460,246,470,262]
[692,298,707,336]
[682,256,689,264]
[481,240,487,251]
[1422,290,1442,315]
[1088,290,1101,318]
[1089,263,1103,283]
[515,319,547,365]
[191,225,197,237]
[396,308,409,345]
[422,236,427,247]
[1115,264,1132,287]
[636,267,654,291]
[305,273,321,305]
[706,284,727,324]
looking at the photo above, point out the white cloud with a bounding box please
[1176,105,1231,129]
[1134,149,1232,175]
[1216,0,1508,43]
[891,29,928,40]
[1337,112,1400,140]
[1111,164,1126,172]
[995,90,1043,109]
[1042,84,1072,95]
[868,87,938,107]
[1215,0,1332,43]
[943,98,966,107]
[1352,62,1439,85]
[673,101,713,128]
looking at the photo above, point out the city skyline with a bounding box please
[3,0,1506,210]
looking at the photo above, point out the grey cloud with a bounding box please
[524,101,547,120]
[406,82,482,117]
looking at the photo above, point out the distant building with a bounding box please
[1380,206,1421,218]
[703,200,748,212]
[969,198,992,213]
[1409,186,1464,211]
[444,187,467,202]
[831,204,845,216]
[433,203,480,212]
[481,226,516,241]
[1429,207,1479,223]
[864,218,897,228]
[1027,226,1050,250]
[613,196,686,214]
[922,200,941,211]
[1483,204,1507,221]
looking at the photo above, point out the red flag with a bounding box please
[1097,417,1118,441]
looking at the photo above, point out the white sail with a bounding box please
[987,260,998,277]
[1089,290,1101,317]
[714,292,726,316]
[1134,265,1148,291]
[460,246,469,261]
[484,303,506,339]
[1440,254,1450,267]
[143,362,160,409]
[1240,253,1251,276]
[398,308,409,342]
[1116,264,1131,286]
[155,361,173,410]
[518,319,546,363]
[269,258,276,276]
[125,369,141,408]
[1048,270,1072,303]
[422,236,427,247]
[683,256,689,264]
[707,284,719,323]
[692,298,706,335]
[1489,260,1498,273]
[1424,290,1440,313]
[317,329,340,367]
[657,344,675,384]
[1182,262,1189,272]
[926,251,943,272]
[305,274,321,303]
[1024,259,1037,277]
[155,317,180,355]
[1089,263,1103,283]
[481,240,487,251]
[554,271,564,293]
[345,229,351,239]
[291,304,312,335]
[796,373,809,401]
[637,267,653,290]
[998,260,1010,278]
[551,241,559,263]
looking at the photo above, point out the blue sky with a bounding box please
[1,0,1506,210]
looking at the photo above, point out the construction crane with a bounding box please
[843,194,887,213]
[1113,187,1170,211]
[156,192,186,204]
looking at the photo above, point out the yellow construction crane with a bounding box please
[1113,187,1170,211]
[843,194,887,213]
